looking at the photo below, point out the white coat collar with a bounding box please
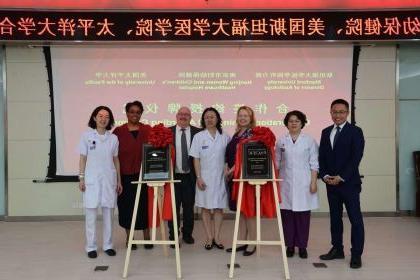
[286,132,306,143]
[92,129,111,140]
[205,129,220,141]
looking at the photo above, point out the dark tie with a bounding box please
[333,126,341,149]
[181,128,189,172]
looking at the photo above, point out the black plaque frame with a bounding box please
[142,144,170,181]
[242,141,272,180]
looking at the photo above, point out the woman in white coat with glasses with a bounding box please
[78,106,122,259]
[275,110,319,259]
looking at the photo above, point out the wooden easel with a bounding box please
[122,161,182,279]
[228,161,290,279]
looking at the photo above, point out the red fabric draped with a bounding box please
[146,124,175,228]
[146,172,174,227]
[231,126,281,219]
[147,188,158,228]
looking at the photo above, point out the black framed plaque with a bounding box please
[242,142,272,180]
[142,144,170,181]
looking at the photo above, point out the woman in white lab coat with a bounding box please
[78,106,123,259]
[275,110,319,259]
[190,107,230,250]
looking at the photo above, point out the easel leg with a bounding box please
[170,183,182,279]
[123,180,143,278]
[273,183,290,280]
[256,184,261,257]
[157,187,168,257]
[229,181,244,279]
[151,186,158,241]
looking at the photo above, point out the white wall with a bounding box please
[5,45,397,217]
[398,45,420,211]
[356,46,397,212]
[6,47,83,216]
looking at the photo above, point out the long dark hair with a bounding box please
[200,107,223,134]
[88,106,115,130]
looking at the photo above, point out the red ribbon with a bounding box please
[231,126,281,218]
[146,124,175,228]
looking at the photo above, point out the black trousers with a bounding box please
[168,173,196,239]
[327,185,365,257]
[117,174,149,230]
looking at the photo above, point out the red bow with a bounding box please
[148,123,173,148]
[248,126,276,147]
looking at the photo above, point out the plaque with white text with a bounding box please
[142,144,170,181]
[242,142,272,180]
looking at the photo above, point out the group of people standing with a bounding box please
[78,98,365,269]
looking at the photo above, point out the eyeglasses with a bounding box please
[331,110,348,115]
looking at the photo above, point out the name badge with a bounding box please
[89,140,96,150]
[280,143,285,152]
[202,145,209,150]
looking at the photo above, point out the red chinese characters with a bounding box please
[0,14,419,40]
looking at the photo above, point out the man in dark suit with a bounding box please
[168,106,201,246]
[318,99,365,269]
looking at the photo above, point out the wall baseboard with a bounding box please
[2,211,416,222]
[5,215,85,222]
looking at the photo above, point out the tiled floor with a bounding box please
[0,217,420,280]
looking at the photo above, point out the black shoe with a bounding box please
[87,250,97,258]
[169,235,175,249]
[350,256,362,269]
[183,235,195,244]
[170,242,181,249]
[144,244,154,250]
[319,247,344,260]
[126,242,137,250]
[243,246,256,256]
[170,243,182,249]
[286,247,295,258]
[104,249,116,256]
[298,248,308,259]
[226,245,248,253]
[204,241,213,250]
[212,239,224,250]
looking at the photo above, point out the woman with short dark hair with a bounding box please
[275,110,319,259]
[113,101,154,250]
[78,105,122,259]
